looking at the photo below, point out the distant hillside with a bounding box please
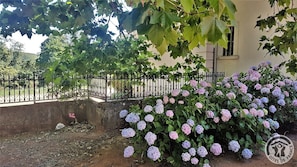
[22,52,38,62]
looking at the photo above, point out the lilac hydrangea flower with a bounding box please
[203,163,211,167]
[241,148,253,159]
[145,132,157,145]
[191,157,199,165]
[181,152,191,162]
[119,109,128,118]
[197,146,208,157]
[144,114,154,122]
[228,140,240,152]
[169,131,178,140]
[182,140,191,149]
[292,100,297,106]
[269,105,277,113]
[200,80,209,87]
[272,88,282,98]
[147,146,161,161]
[155,104,164,114]
[121,128,136,138]
[144,105,153,113]
[260,88,270,94]
[124,146,134,158]
[182,123,192,135]
[188,147,196,156]
[210,143,222,156]
[125,112,140,123]
[226,92,236,99]
[196,88,206,95]
[156,99,163,105]
[195,125,204,134]
[182,90,190,97]
[215,90,223,96]
[187,119,195,127]
[206,110,214,118]
[137,120,147,131]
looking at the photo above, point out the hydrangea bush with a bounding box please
[119,62,297,166]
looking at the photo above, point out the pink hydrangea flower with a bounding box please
[206,110,214,118]
[171,89,180,97]
[181,123,191,135]
[249,108,258,117]
[190,80,198,87]
[178,100,184,104]
[221,109,231,122]
[213,117,220,123]
[169,98,175,104]
[169,131,178,140]
[254,83,262,90]
[263,120,270,129]
[257,109,264,117]
[166,110,174,118]
[163,95,169,104]
[195,102,203,109]
[225,83,231,88]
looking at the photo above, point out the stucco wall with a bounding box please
[216,0,290,76]
[0,100,141,137]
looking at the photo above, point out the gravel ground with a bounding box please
[1,123,297,167]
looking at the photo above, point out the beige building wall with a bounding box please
[217,0,290,76]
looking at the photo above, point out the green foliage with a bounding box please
[0,36,36,75]
[256,0,297,74]
[121,0,236,55]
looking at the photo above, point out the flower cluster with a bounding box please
[119,61,297,166]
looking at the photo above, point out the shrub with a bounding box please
[119,61,297,166]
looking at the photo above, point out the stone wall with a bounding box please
[0,99,142,137]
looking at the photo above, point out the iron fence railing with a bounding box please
[0,72,225,104]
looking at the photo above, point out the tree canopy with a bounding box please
[0,0,296,73]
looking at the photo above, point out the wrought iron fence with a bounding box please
[0,72,225,104]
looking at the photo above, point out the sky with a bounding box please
[8,32,48,54]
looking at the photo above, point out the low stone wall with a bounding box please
[0,99,141,137]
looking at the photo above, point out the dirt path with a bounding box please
[1,123,297,167]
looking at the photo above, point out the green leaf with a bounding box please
[147,24,164,46]
[156,39,168,55]
[181,0,194,13]
[156,0,165,9]
[164,29,178,46]
[168,124,174,132]
[183,26,195,41]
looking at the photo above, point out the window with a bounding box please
[223,26,235,56]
